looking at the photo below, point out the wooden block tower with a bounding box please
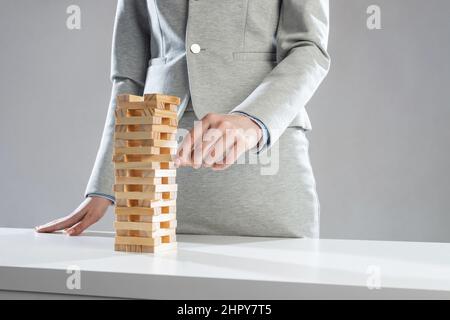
[113,93,180,253]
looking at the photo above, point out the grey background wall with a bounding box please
[0,0,449,242]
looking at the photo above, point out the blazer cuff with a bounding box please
[231,111,271,154]
[86,192,115,205]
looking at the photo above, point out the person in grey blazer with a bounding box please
[36,0,330,238]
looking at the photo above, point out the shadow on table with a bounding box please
[176,234,295,245]
[44,230,115,238]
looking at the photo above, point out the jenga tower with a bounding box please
[113,93,180,253]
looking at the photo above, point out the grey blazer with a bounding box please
[85,0,330,200]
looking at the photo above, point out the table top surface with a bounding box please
[1,227,450,294]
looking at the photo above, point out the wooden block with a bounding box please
[162,191,177,200]
[150,199,176,208]
[115,211,176,222]
[114,161,172,170]
[115,169,176,178]
[154,169,177,177]
[116,104,177,120]
[152,139,178,148]
[113,146,177,156]
[114,133,178,145]
[114,244,128,252]
[115,206,163,216]
[115,101,152,110]
[113,160,175,169]
[115,129,161,140]
[114,221,160,232]
[160,147,177,155]
[160,119,178,127]
[153,108,177,119]
[114,153,174,163]
[114,131,150,140]
[115,116,162,126]
[160,132,177,141]
[144,93,181,105]
[115,191,161,201]
[123,176,162,185]
[115,223,176,237]
[162,205,177,214]
[115,236,160,246]
[115,176,162,185]
[160,219,177,229]
[114,124,176,134]
[154,184,178,192]
[113,153,174,164]
[156,228,176,237]
[113,177,178,192]
[152,213,177,222]
[115,184,157,192]
[114,221,176,232]
[161,176,177,184]
[162,234,176,243]
[116,198,176,209]
[114,238,178,253]
[114,109,126,119]
[117,94,144,103]
[114,146,161,155]
[113,184,177,193]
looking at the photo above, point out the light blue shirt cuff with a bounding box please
[86,192,115,205]
[231,111,270,154]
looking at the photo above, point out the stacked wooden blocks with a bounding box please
[113,93,180,253]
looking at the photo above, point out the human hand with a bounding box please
[176,113,262,170]
[35,196,112,236]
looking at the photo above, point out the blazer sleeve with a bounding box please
[84,0,150,199]
[230,0,330,150]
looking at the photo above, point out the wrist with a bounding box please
[244,116,263,141]
[230,111,269,153]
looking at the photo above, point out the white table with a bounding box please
[0,228,449,299]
